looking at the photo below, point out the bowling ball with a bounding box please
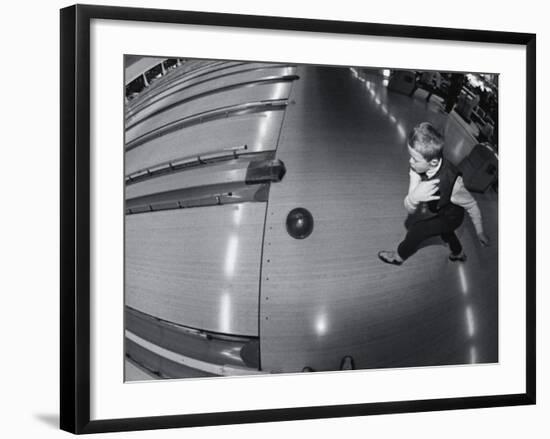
[286,208,314,239]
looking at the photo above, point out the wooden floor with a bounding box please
[259,66,498,372]
[126,203,267,336]
[124,61,498,378]
[125,61,298,345]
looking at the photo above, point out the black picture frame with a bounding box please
[60,4,536,434]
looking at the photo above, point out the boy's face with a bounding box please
[407,145,439,174]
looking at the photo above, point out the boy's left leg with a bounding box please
[378,217,449,265]
[442,231,467,261]
[441,231,462,254]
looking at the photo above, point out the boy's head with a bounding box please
[407,122,444,173]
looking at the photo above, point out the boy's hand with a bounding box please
[409,179,440,203]
[477,232,490,247]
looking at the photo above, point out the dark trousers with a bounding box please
[397,215,463,260]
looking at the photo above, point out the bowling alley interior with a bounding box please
[123,56,499,381]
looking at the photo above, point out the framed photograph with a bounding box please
[60,4,536,434]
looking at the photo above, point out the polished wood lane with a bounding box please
[126,203,266,336]
[127,65,296,126]
[260,66,498,372]
[126,60,225,110]
[126,156,259,201]
[125,111,283,176]
[137,63,291,108]
[126,82,293,143]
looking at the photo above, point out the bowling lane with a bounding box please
[127,65,296,127]
[126,202,266,337]
[126,81,293,144]
[125,110,284,176]
[126,60,226,112]
[125,155,262,201]
[260,66,498,372]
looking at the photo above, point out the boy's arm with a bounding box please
[451,176,490,245]
[404,168,421,213]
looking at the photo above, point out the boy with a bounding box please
[378,122,489,266]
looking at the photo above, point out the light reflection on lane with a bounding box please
[233,204,242,226]
[397,123,407,139]
[470,346,478,363]
[458,264,468,295]
[271,81,288,100]
[224,235,239,277]
[220,346,243,362]
[220,204,247,334]
[256,112,271,146]
[220,291,232,334]
[349,67,409,142]
[457,264,477,361]
[465,305,475,338]
[314,311,329,336]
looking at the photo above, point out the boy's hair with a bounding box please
[407,122,444,161]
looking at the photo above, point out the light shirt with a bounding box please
[404,160,484,235]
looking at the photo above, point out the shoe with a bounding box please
[302,366,314,372]
[378,251,403,266]
[449,251,467,262]
[340,355,355,370]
